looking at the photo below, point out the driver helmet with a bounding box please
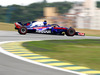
[43,20,47,25]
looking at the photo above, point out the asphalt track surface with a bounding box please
[0,31,100,75]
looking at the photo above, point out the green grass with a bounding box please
[22,39,100,70]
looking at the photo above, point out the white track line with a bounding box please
[0,41,87,75]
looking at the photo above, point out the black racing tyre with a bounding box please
[18,27,27,35]
[66,28,75,36]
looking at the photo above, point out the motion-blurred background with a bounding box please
[0,0,100,36]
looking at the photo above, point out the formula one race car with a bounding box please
[14,20,85,36]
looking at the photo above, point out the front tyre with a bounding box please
[18,27,27,35]
[66,28,75,36]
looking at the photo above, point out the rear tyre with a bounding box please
[18,27,27,35]
[66,28,75,36]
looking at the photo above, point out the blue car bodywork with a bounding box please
[15,21,85,36]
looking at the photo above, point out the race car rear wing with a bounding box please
[15,22,23,29]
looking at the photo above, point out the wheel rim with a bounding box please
[69,29,74,35]
[21,28,26,33]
